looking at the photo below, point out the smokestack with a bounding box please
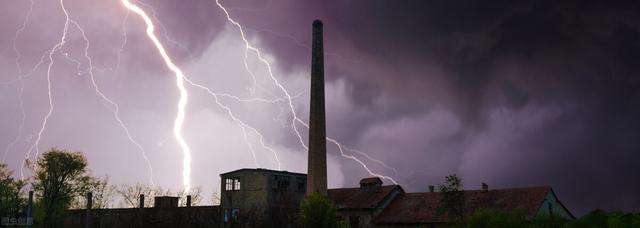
[307,19,328,196]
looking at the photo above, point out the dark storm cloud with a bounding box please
[213,0,640,215]
[1,0,639,216]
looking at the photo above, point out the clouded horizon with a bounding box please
[1,0,639,215]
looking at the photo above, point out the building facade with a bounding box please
[219,168,306,227]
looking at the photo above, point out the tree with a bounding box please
[116,183,157,208]
[31,148,91,227]
[116,183,202,207]
[438,174,465,220]
[71,175,116,209]
[177,187,202,206]
[299,192,349,228]
[0,163,25,217]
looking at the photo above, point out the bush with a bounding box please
[463,208,528,228]
[299,192,348,228]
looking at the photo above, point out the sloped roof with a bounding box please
[375,186,553,225]
[328,185,403,210]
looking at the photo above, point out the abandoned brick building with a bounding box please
[62,20,574,227]
[216,168,574,227]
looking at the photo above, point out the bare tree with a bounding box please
[71,175,116,209]
[211,191,220,205]
[116,183,157,208]
[176,187,202,206]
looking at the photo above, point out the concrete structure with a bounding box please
[219,168,306,227]
[307,19,328,196]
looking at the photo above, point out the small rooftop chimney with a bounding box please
[186,195,192,207]
[154,196,179,208]
[360,177,383,191]
[139,194,145,208]
[429,185,435,193]
[482,183,489,192]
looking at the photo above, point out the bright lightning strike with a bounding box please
[121,0,193,192]
[215,0,401,185]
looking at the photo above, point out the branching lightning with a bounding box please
[9,0,156,185]
[67,18,157,186]
[5,0,401,190]
[214,0,400,185]
[2,0,34,163]
[121,0,192,191]
[21,0,77,180]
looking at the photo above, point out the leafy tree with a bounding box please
[438,174,465,220]
[31,148,91,227]
[299,192,348,228]
[0,163,26,217]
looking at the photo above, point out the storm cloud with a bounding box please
[1,0,639,215]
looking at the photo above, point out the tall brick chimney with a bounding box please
[307,19,328,196]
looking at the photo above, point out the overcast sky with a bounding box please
[1,0,639,215]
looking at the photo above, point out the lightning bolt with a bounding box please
[114,9,129,73]
[2,0,34,163]
[185,79,282,170]
[214,0,400,185]
[13,0,156,185]
[21,0,73,180]
[121,0,192,191]
[6,0,400,190]
[251,28,363,64]
[67,17,157,186]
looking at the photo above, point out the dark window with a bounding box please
[223,209,229,223]
[231,208,240,222]
[274,175,290,191]
[297,177,306,192]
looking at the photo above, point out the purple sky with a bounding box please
[1,0,639,215]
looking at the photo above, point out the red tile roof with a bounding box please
[328,185,403,210]
[374,186,552,225]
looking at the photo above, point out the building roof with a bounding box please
[328,185,403,210]
[219,168,306,177]
[374,186,556,225]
